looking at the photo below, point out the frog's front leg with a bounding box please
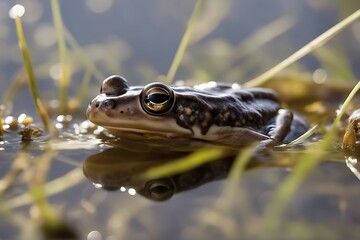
[342,109,360,151]
[260,109,293,147]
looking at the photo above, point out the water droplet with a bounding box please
[9,4,25,19]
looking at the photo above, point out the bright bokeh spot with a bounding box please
[9,4,25,19]
[86,0,113,13]
[312,68,327,84]
[17,113,27,123]
[34,24,57,47]
[49,63,62,81]
[87,230,102,240]
[128,188,136,196]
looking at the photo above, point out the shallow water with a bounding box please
[1,123,360,239]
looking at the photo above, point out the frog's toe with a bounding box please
[283,114,310,143]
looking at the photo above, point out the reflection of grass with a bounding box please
[141,147,228,179]
[6,168,84,209]
[29,149,77,239]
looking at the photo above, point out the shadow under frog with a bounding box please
[83,145,293,201]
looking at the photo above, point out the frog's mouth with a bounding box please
[103,125,193,138]
[86,102,193,138]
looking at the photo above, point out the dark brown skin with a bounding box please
[87,75,309,147]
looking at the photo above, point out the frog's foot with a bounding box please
[260,109,310,148]
[342,109,360,152]
[260,109,293,147]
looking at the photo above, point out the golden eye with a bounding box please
[141,83,175,115]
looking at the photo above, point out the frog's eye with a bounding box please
[141,83,175,115]
[144,179,175,201]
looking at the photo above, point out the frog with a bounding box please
[86,75,309,147]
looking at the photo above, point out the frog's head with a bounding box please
[86,75,192,137]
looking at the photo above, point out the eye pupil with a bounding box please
[147,93,170,104]
[141,84,175,115]
[149,184,170,194]
[145,179,175,201]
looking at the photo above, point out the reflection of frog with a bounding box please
[87,75,309,147]
[83,147,292,201]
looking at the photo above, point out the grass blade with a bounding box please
[11,6,52,131]
[166,0,205,84]
[245,9,360,88]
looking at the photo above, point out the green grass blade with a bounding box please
[245,9,360,88]
[277,124,318,148]
[13,11,52,131]
[165,0,205,84]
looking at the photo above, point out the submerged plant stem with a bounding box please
[166,0,205,84]
[245,9,360,88]
[14,17,51,131]
[51,0,69,114]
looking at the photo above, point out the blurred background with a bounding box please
[1,0,360,115]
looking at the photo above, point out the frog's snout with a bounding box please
[89,99,100,109]
[87,99,96,119]
[87,99,99,116]
[88,98,116,113]
[87,98,102,120]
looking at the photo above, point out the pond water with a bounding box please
[1,0,360,239]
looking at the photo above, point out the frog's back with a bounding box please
[172,83,281,135]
